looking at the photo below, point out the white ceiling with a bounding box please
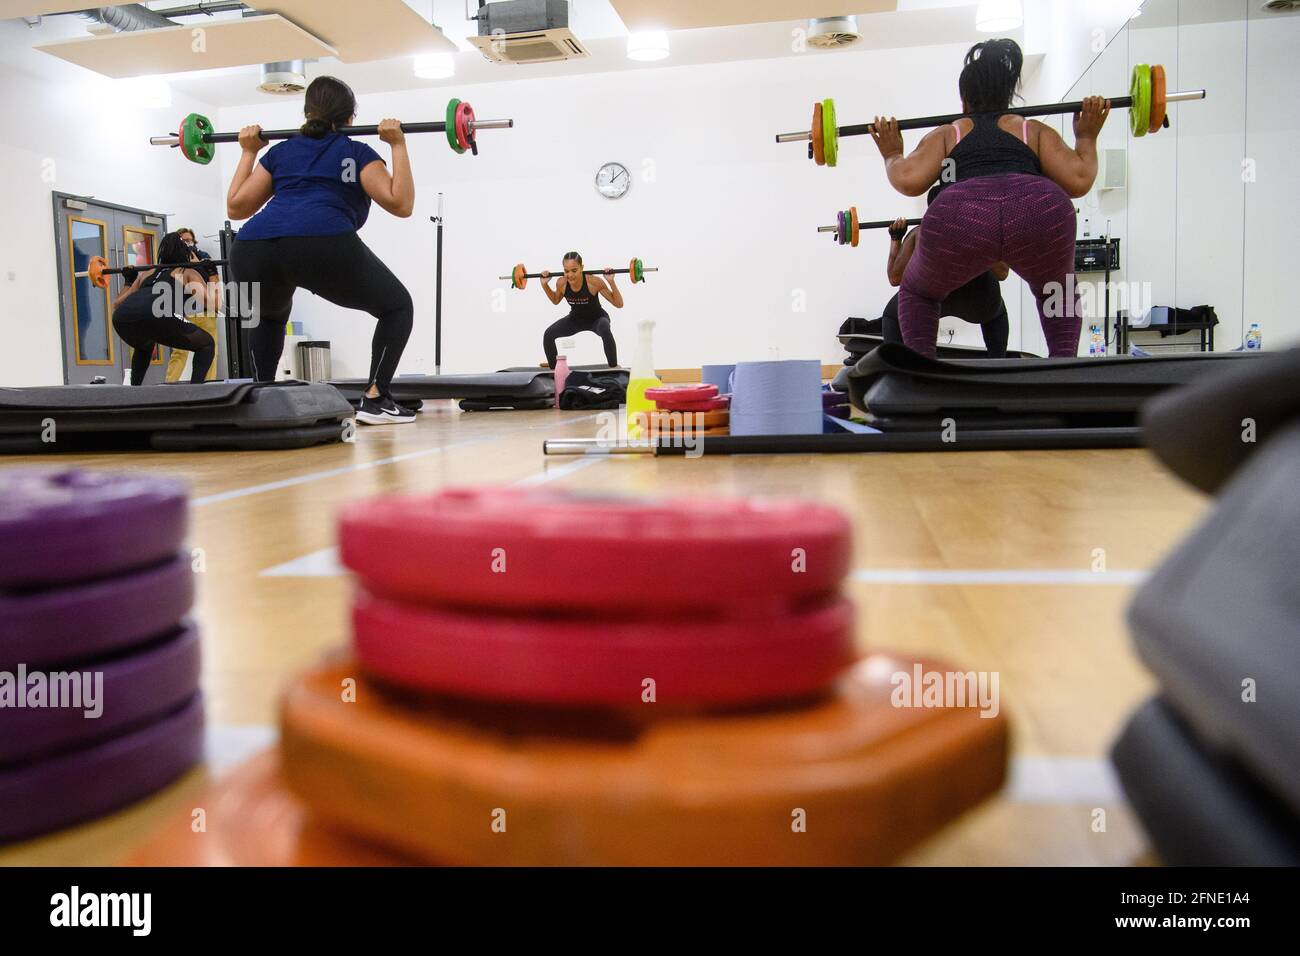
[2,1,1015,110]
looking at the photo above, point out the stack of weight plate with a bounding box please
[637,384,730,438]
[132,487,1008,866]
[0,470,203,845]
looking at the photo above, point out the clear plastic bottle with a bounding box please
[625,319,662,439]
[1245,323,1262,351]
[1089,325,1104,357]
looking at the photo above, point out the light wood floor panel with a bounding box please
[0,405,1211,866]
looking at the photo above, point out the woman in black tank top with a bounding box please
[538,251,624,368]
[862,39,1112,358]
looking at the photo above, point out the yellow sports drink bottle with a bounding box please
[625,319,661,439]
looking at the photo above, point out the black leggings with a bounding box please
[881,279,1009,358]
[544,313,617,368]
[230,233,413,392]
[114,314,215,386]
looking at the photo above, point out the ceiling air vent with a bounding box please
[470,0,590,64]
[807,16,861,49]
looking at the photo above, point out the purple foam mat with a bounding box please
[0,692,204,844]
[0,470,188,589]
[0,624,201,767]
[0,553,194,670]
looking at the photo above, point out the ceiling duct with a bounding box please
[78,4,178,32]
[806,16,861,49]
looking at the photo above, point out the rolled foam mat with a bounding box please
[339,487,852,616]
[1142,346,1300,494]
[0,624,201,767]
[353,590,856,707]
[0,553,193,670]
[0,692,203,844]
[127,750,417,867]
[0,470,187,589]
[280,657,1008,866]
[1128,421,1300,816]
[1111,698,1300,866]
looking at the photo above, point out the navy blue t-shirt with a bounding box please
[238,133,384,240]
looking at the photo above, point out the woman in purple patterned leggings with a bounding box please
[869,39,1111,358]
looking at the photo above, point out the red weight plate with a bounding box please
[639,409,730,431]
[339,487,852,616]
[644,384,718,403]
[281,657,1009,866]
[353,590,854,707]
[652,396,731,413]
[126,750,420,867]
[455,101,474,151]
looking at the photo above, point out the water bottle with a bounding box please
[1089,325,1104,357]
[1245,323,1262,351]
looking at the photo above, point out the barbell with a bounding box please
[150,98,513,166]
[778,64,1204,167]
[501,259,657,290]
[815,207,925,246]
[85,255,228,289]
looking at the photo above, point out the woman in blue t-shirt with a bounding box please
[226,76,417,425]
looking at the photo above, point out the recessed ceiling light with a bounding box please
[414,53,455,80]
[627,31,670,62]
[976,0,1024,32]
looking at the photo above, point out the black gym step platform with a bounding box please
[1128,419,1300,818]
[839,333,1036,361]
[846,342,1256,429]
[1111,697,1300,866]
[0,381,353,453]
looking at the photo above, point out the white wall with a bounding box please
[0,56,225,386]
[218,43,1015,377]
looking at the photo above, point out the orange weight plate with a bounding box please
[811,101,825,166]
[126,750,418,867]
[280,658,1009,866]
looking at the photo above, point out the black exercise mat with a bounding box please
[839,335,1035,360]
[0,381,254,412]
[1128,421,1300,816]
[848,343,1254,422]
[0,382,352,453]
[459,398,556,412]
[1142,346,1300,495]
[331,372,554,405]
[1112,697,1300,866]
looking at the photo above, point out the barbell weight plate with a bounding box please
[635,258,644,283]
[179,113,214,166]
[1148,64,1167,134]
[823,98,838,168]
[513,264,527,290]
[850,207,860,247]
[446,99,465,154]
[87,256,108,289]
[1129,64,1151,139]
[455,101,474,151]
[811,102,825,166]
[837,211,847,246]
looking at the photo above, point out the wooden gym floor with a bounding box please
[0,404,1209,866]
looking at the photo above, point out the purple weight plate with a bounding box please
[0,470,188,589]
[0,553,194,670]
[0,692,204,844]
[0,623,200,767]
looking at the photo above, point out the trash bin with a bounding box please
[297,341,331,383]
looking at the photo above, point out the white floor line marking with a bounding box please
[204,724,278,774]
[1006,756,1123,804]
[261,547,343,578]
[193,437,494,507]
[851,569,1149,585]
[513,454,605,487]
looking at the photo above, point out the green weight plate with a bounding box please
[446,99,465,154]
[1129,64,1151,139]
[180,113,214,166]
[823,99,838,168]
